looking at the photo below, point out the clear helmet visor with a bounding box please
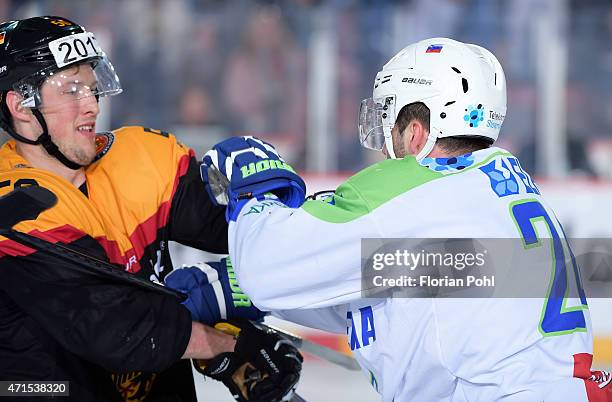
[14,56,122,110]
[358,95,396,150]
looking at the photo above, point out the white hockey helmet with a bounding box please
[359,37,507,160]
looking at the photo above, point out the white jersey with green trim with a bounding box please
[228,147,594,402]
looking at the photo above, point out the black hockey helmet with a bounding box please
[0,16,85,90]
[0,16,122,169]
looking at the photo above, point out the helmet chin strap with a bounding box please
[383,133,397,159]
[415,131,438,162]
[385,127,438,162]
[30,109,83,170]
[0,103,84,170]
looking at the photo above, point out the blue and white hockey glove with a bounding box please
[200,136,306,221]
[164,258,266,325]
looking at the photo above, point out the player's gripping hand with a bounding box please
[200,136,306,221]
[164,258,266,325]
[194,319,303,402]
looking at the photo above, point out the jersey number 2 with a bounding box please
[511,199,588,336]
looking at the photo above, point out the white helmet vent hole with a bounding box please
[451,67,461,74]
[444,101,455,106]
[462,78,469,93]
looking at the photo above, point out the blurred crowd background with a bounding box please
[3,3,612,398]
[2,0,612,178]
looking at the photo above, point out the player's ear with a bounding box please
[5,91,34,124]
[406,120,428,156]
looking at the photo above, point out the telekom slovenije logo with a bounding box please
[464,104,484,127]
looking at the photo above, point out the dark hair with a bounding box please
[395,102,492,155]
[395,102,429,135]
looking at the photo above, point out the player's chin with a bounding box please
[71,144,97,165]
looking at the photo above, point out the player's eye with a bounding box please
[62,85,79,96]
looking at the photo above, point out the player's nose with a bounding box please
[80,94,100,117]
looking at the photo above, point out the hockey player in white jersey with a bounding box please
[169,38,612,401]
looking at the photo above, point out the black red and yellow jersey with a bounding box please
[84,126,228,279]
[0,126,228,402]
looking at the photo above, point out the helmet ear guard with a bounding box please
[360,38,507,161]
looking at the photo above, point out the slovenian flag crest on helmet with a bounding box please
[426,44,443,53]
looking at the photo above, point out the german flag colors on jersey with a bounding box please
[0,126,228,401]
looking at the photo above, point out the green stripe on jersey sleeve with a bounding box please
[302,156,442,223]
[302,150,514,223]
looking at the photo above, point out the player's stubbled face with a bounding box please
[39,63,100,165]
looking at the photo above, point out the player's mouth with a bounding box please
[76,123,96,139]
